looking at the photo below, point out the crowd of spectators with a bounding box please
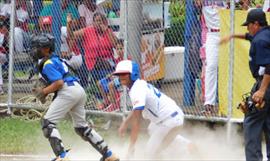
[0,0,122,109]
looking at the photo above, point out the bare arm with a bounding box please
[43,80,64,95]
[128,110,141,152]
[219,34,246,45]
[67,14,84,42]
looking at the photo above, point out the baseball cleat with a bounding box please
[100,152,120,161]
[52,150,70,161]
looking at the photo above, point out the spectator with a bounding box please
[78,0,105,28]
[39,0,79,27]
[40,16,52,33]
[0,0,10,18]
[14,17,29,53]
[0,51,6,95]
[60,26,82,70]
[16,0,29,31]
[67,12,118,88]
[200,0,226,116]
[0,20,8,95]
[96,39,127,110]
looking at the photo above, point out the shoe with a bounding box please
[201,104,218,117]
[100,151,119,161]
[52,150,70,161]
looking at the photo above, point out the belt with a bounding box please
[209,28,220,32]
[66,81,75,86]
[158,111,178,124]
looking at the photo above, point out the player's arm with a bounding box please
[42,80,64,95]
[128,110,142,152]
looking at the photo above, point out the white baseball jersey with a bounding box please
[129,79,184,124]
[202,0,226,30]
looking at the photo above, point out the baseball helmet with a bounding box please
[113,60,140,81]
[30,33,55,61]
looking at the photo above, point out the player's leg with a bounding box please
[42,83,81,159]
[69,83,119,161]
[145,122,171,159]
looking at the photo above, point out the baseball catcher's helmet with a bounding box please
[30,33,55,61]
[113,60,140,81]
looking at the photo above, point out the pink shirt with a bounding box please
[83,27,114,70]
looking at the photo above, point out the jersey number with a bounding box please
[147,84,161,98]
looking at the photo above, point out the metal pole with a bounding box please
[227,0,235,141]
[7,0,16,115]
[121,0,128,120]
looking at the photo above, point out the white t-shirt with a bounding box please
[78,4,105,26]
[202,0,226,30]
[14,27,25,52]
[0,3,11,17]
[16,8,29,23]
[129,79,184,124]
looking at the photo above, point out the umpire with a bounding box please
[242,9,270,161]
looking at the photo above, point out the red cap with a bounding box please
[41,16,52,25]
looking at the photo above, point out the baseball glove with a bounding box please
[32,78,48,104]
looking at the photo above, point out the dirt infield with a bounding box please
[0,120,267,161]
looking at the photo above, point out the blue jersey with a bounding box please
[41,54,78,84]
[248,27,270,78]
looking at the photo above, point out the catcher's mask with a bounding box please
[30,33,55,62]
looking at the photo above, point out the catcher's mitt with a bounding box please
[32,78,48,104]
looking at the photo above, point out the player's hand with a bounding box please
[118,122,127,137]
[32,87,47,104]
[125,145,135,160]
[252,90,265,105]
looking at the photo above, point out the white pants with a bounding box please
[204,32,220,105]
[44,82,88,127]
[146,111,190,158]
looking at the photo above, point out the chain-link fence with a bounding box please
[0,0,269,122]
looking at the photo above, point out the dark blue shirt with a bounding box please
[247,27,270,78]
[41,54,78,84]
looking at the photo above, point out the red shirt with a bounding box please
[83,27,114,70]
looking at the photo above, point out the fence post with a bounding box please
[227,0,235,141]
[7,0,16,114]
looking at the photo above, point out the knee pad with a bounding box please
[41,119,64,156]
[75,127,108,155]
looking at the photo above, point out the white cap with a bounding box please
[113,60,133,75]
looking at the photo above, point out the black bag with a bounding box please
[94,57,113,70]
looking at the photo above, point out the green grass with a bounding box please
[0,116,115,154]
[0,117,79,154]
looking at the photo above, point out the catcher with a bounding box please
[30,33,119,161]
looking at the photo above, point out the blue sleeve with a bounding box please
[42,63,63,83]
[255,39,270,66]
[133,106,145,110]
